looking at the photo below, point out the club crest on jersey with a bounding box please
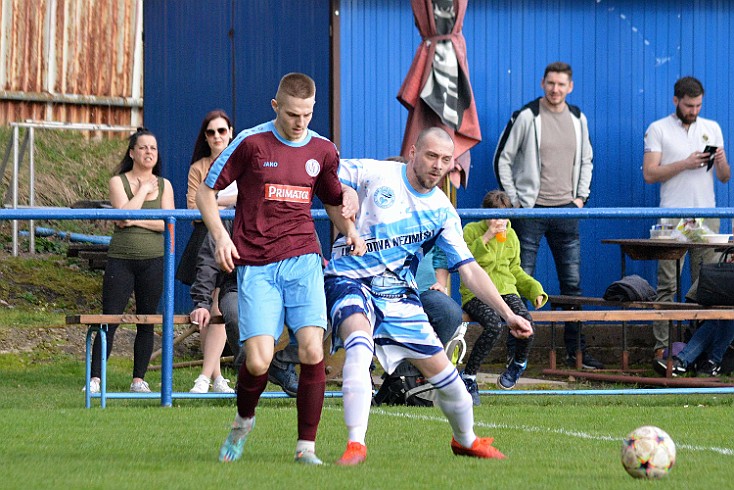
[373,186,395,209]
[305,159,321,177]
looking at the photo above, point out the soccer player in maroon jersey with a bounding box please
[196,73,364,465]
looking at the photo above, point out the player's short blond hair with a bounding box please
[276,73,316,102]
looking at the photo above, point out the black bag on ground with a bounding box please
[372,363,434,407]
[603,274,656,302]
[696,248,734,306]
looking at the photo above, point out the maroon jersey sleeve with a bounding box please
[313,144,343,206]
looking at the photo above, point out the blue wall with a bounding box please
[143,0,331,312]
[144,0,733,311]
[338,0,734,297]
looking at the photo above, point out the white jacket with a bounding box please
[493,97,593,208]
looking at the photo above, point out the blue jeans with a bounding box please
[678,320,734,366]
[512,203,583,355]
[420,289,464,345]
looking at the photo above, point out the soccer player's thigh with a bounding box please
[280,254,328,355]
[236,263,286,343]
[324,275,374,348]
[377,298,444,375]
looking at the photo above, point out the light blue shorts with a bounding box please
[324,274,443,374]
[236,253,327,343]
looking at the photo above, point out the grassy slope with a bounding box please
[0,126,120,322]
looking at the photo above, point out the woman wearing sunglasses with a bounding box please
[176,109,236,393]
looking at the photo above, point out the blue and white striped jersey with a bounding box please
[324,159,475,288]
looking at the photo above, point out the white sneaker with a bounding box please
[82,377,101,394]
[212,376,235,393]
[190,374,211,393]
[130,380,151,393]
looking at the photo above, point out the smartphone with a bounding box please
[703,145,718,171]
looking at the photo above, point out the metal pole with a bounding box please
[160,218,176,407]
[11,126,18,256]
[29,127,35,254]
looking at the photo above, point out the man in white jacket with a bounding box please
[493,61,601,370]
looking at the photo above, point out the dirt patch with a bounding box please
[0,325,202,359]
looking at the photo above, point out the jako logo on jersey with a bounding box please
[263,161,278,168]
[373,186,395,208]
[264,183,311,203]
[305,159,321,177]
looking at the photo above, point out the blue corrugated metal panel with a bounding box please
[339,0,733,297]
[144,0,330,312]
[339,1,417,159]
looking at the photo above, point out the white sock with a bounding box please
[428,364,476,448]
[296,440,315,454]
[233,413,254,431]
[341,331,374,445]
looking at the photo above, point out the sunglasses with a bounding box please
[205,127,229,137]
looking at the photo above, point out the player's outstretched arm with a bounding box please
[458,261,533,338]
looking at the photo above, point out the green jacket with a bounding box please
[459,219,548,308]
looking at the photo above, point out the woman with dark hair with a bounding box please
[176,110,236,394]
[87,128,175,393]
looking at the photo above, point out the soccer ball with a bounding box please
[621,426,676,479]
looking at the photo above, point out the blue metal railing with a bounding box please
[2,206,733,405]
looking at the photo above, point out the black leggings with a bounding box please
[462,294,534,376]
[91,257,164,379]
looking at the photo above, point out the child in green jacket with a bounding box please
[459,190,547,401]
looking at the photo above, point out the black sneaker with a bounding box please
[497,360,527,390]
[566,353,605,370]
[696,360,721,377]
[268,363,299,397]
[460,371,480,406]
[653,356,687,377]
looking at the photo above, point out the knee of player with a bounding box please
[244,357,272,376]
[298,343,324,365]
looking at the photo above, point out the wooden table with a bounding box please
[601,239,730,302]
[601,239,732,375]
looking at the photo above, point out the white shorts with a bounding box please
[324,275,443,374]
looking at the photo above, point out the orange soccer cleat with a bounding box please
[451,436,506,460]
[336,441,367,466]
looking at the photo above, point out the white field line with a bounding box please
[357,407,734,457]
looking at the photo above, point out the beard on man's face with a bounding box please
[676,105,697,125]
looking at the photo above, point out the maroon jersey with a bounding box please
[204,120,342,266]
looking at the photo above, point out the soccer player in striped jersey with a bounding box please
[325,127,533,465]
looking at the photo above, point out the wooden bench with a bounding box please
[545,295,732,370]
[66,243,109,270]
[67,313,342,407]
[66,314,205,408]
[462,305,734,376]
[547,294,716,310]
[533,308,734,375]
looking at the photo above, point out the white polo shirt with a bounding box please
[644,114,724,208]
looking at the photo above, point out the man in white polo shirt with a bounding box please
[643,76,731,361]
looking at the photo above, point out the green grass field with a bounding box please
[1,354,732,490]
